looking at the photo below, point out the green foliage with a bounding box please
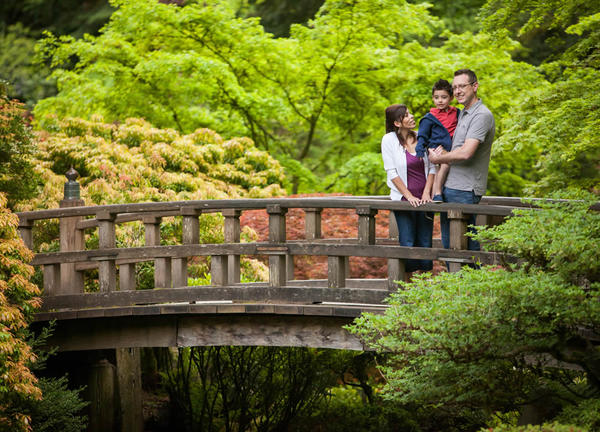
[324,151,387,196]
[23,377,87,432]
[158,346,340,432]
[484,423,587,432]
[0,25,54,108]
[294,386,421,432]
[348,194,600,426]
[0,92,40,208]
[492,69,600,196]
[20,115,284,211]
[474,192,600,284]
[480,0,600,68]
[556,398,600,431]
[33,0,551,191]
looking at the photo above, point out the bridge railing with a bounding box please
[17,196,524,312]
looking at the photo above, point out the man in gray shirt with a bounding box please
[428,69,495,251]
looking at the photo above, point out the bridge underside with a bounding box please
[35,303,384,351]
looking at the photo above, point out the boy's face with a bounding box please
[432,90,452,110]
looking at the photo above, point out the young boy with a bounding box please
[416,79,459,202]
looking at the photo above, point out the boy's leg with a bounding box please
[432,163,449,202]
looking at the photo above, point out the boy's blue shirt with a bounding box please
[416,109,459,158]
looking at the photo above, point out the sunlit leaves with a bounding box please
[0,193,42,432]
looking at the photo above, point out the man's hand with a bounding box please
[428,147,445,164]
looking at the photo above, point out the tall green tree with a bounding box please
[34,0,545,195]
[480,0,600,196]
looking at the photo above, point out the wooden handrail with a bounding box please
[18,195,596,310]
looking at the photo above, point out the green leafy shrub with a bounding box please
[484,423,587,432]
[348,192,600,427]
[0,91,40,208]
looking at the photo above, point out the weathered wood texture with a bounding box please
[267,205,287,287]
[58,199,85,295]
[36,286,391,313]
[32,243,502,266]
[34,312,378,351]
[223,209,241,284]
[116,348,143,432]
[88,359,117,432]
[447,209,469,273]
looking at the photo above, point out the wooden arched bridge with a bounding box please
[18,195,521,352]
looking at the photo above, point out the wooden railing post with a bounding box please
[172,208,201,288]
[267,204,287,287]
[97,210,117,292]
[448,209,469,272]
[328,256,346,288]
[387,209,404,289]
[18,218,33,250]
[223,209,241,284]
[388,211,398,241]
[304,208,322,240]
[387,259,406,290]
[59,168,85,295]
[356,206,377,245]
[143,216,171,289]
[211,255,228,286]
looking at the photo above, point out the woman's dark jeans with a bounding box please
[394,209,433,272]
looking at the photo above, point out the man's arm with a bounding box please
[428,138,480,164]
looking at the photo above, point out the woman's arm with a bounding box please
[421,173,435,203]
[390,175,421,207]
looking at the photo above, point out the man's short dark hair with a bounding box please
[454,69,478,84]
[432,79,452,96]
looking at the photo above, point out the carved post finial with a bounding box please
[64,167,80,200]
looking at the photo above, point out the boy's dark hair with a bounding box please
[454,68,478,84]
[432,79,452,96]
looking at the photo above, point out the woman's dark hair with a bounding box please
[385,104,416,149]
[432,79,452,96]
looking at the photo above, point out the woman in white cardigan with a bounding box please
[381,104,435,274]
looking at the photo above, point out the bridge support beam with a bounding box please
[88,358,117,432]
[116,348,143,432]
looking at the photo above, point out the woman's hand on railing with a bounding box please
[421,192,432,204]
[405,194,422,207]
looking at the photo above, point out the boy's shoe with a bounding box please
[432,194,443,203]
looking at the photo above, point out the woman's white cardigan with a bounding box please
[381,131,436,201]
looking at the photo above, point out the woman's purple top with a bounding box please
[402,152,426,200]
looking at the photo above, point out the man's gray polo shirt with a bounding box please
[445,99,495,196]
